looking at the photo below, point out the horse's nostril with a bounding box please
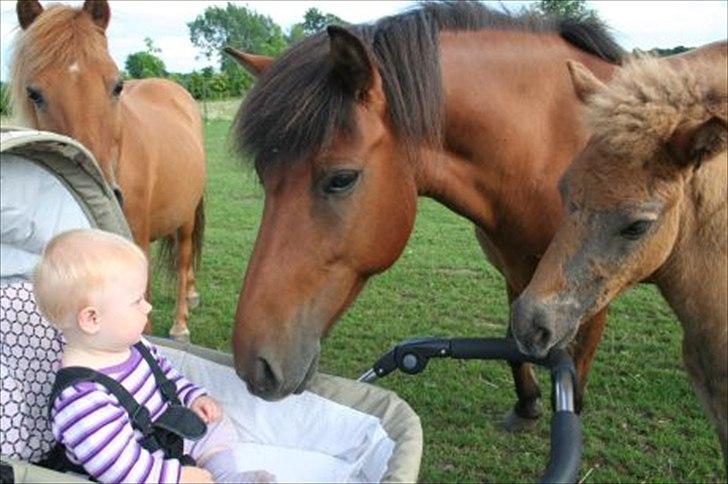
[253,356,280,394]
[533,323,552,348]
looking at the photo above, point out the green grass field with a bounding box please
[149,117,725,482]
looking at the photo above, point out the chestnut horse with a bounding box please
[227,3,623,425]
[10,1,205,340]
[511,42,727,468]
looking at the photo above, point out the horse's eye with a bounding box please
[26,87,44,106]
[620,220,652,240]
[323,170,360,195]
[112,80,124,97]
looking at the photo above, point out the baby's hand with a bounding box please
[180,465,213,483]
[190,395,222,423]
[237,470,277,483]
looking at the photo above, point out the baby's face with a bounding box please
[92,262,152,349]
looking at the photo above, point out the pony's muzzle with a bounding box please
[511,297,557,358]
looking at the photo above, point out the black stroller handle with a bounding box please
[358,337,582,484]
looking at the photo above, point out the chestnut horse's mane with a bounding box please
[9,4,110,125]
[584,55,728,160]
[235,1,624,170]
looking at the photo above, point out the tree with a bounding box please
[286,23,306,44]
[124,37,166,79]
[645,46,692,57]
[533,0,597,20]
[300,7,347,36]
[188,3,287,92]
[188,3,287,65]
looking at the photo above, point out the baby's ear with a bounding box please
[78,306,101,334]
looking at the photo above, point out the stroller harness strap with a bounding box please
[40,342,206,478]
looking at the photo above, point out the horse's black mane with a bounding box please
[234,1,623,170]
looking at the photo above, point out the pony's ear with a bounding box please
[82,0,111,31]
[223,47,273,77]
[669,116,728,169]
[327,25,373,100]
[17,0,44,30]
[567,60,607,103]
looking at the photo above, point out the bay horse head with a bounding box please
[512,54,728,358]
[12,0,124,198]
[228,26,425,399]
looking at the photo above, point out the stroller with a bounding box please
[0,127,423,483]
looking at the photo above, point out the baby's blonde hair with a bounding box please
[32,229,147,328]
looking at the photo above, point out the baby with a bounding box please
[32,228,274,484]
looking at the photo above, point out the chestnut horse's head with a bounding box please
[512,57,728,357]
[11,0,124,197]
[228,20,450,399]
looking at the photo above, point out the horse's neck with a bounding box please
[655,155,728,334]
[417,30,616,259]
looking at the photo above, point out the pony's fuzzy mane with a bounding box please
[235,1,623,170]
[9,4,109,125]
[585,52,728,160]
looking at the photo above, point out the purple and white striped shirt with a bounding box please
[50,340,207,483]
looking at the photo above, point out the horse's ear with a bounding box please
[17,0,44,30]
[223,47,273,77]
[668,116,728,170]
[327,25,373,100]
[567,60,607,103]
[82,0,111,31]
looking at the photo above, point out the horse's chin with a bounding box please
[293,351,320,395]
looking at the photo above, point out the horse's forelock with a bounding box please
[585,57,724,161]
[233,32,356,171]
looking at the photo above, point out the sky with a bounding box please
[1,1,726,80]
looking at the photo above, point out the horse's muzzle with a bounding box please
[236,345,320,401]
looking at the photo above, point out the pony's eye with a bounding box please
[323,170,360,195]
[111,80,124,97]
[26,86,44,106]
[620,220,653,240]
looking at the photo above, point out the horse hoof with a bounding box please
[187,292,200,309]
[501,408,540,433]
[169,327,191,343]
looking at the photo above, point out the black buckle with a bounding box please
[131,405,152,434]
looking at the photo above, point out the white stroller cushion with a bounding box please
[159,345,395,483]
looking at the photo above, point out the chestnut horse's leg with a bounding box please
[682,327,728,471]
[186,265,200,309]
[169,221,194,342]
[504,284,543,430]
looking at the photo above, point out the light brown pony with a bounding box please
[225,2,623,426]
[511,42,727,468]
[10,1,206,340]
